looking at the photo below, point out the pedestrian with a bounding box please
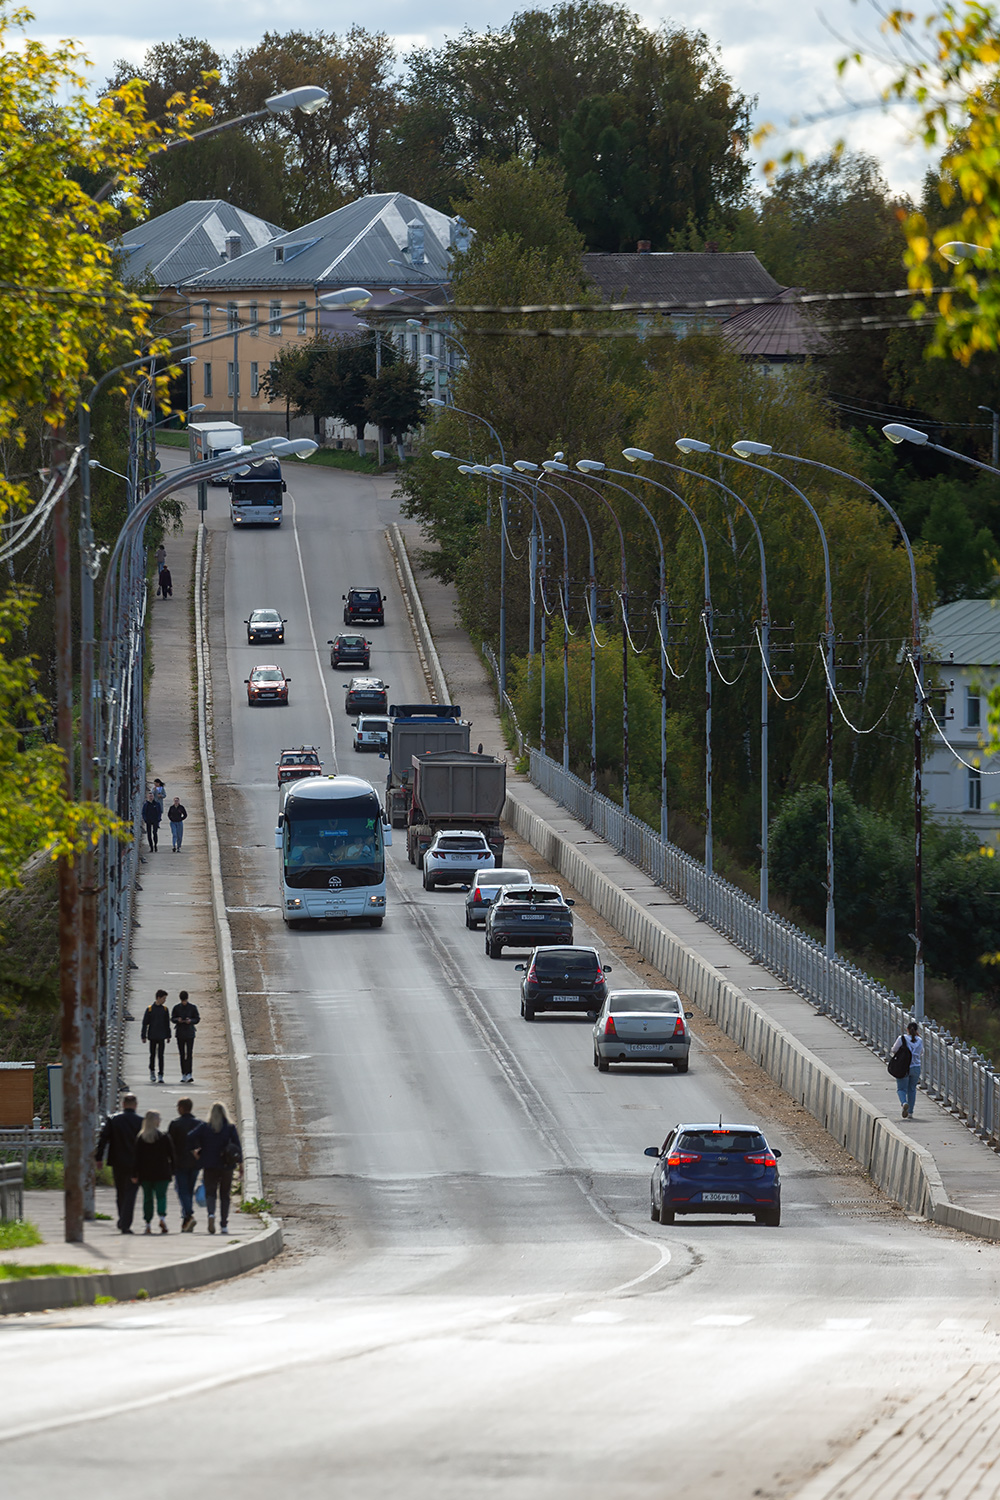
[131,1110,175,1234]
[94,1092,143,1234]
[890,1021,924,1120]
[157,565,172,598]
[152,777,166,811]
[167,1097,203,1232]
[141,792,161,852]
[155,543,166,572]
[191,1101,242,1236]
[141,989,172,1084]
[167,795,187,851]
[171,989,201,1082]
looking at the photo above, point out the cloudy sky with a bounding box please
[24,0,932,197]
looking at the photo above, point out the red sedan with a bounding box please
[245,664,291,706]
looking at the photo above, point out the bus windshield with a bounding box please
[284,798,384,889]
[232,482,282,507]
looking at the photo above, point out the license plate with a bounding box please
[552,994,579,1003]
[522,914,545,921]
[701,1192,739,1202]
[628,1043,664,1052]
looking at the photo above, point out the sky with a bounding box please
[23,0,934,199]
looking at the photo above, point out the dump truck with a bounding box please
[406,750,506,869]
[385,704,470,828]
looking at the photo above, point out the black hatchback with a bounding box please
[484,884,574,958]
[514,945,611,1020]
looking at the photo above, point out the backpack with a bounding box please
[887,1038,912,1079]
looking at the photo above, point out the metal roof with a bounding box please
[928,599,1000,667]
[581,251,784,311]
[720,288,825,360]
[119,200,285,287]
[180,193,460,292]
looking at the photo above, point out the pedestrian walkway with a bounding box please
[398,522,1000,1224]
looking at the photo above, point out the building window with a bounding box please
[227,301,238,332]
[967,686,982,728]
[410,333,418,357]
[249,301,258,336]
[227,361,238,398]
[969,766,982,811]
[204,363,212,397]
[201,303,211,336]
[297,300,308,334]
[251,362,259,397]
[270,300,282,335]
[425,333,434,355]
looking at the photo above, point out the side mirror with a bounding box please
[603,965,612,973]
[513,963,524,972]
[243,619,249,624]
[566,899,575,907]
[643,1147,660,1158]
[285,678,292,683]
[460,884,471,893]
[327,640,333,645]
[274,828,282,850]
[243,679,249,684]
[281,481,287,491]
[378,751,386,759]
[383,824,393,847]
[685,1011,693,1019]
[773,1149,782,1159]
[342,594,346,600]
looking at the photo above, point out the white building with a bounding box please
[925,599,1000,835]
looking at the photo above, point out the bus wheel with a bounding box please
[369,916,384,928]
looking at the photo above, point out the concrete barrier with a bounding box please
[503,785,1000,1236]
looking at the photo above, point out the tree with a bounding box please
[260,344,312,435]
[365,360,425,448]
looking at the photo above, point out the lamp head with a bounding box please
[622,447,654,462]
[431,450,452,460]
[319,287,372,310]
[390,287,406,297]
[543,460,568,472]
[457,465,474,474]
[676,438,711,454]
[514,460,539,472]
[406,318,422,328]
[428,398,446,408]
[186,403,206,414]
[179,356,196,366]
[882,423,928,446]
[273,438,319,459]
[732,440,773,457]
[265,85,329,116]
[940,241,988,265]
[576,459,605,472]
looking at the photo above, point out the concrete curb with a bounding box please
[194,524,263,1202]
[0,1219,282,1315]
[386,523,450,705]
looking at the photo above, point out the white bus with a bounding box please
[229,457,285,526]
[277,775,391,928]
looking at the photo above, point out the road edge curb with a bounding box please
[386,523,450,705]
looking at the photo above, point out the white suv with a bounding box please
[422,829,495,891]
[353,714,389,752]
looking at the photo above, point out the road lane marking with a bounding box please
[693,1314,753,1327]
[287,483,338,772]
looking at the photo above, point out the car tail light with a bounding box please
[672,1017,686,1037]
[744,1154,778,1167]
[604,1015,617,1036]
[473,889,483,904]
[666,1152,701,1166]
[526,964,537,983]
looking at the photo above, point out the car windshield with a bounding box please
[254,611,281,622]
[476,870,530,888]
[677,1131,767,1154]
[438,837,486,851]
[610,991,681,1014]
[533,951,599,975]
[254,670,283,683]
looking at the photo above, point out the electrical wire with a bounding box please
[904,652,1000,774]
[818,641,906,734]
[584,590,609,647]
[652,603,691,679]
[754,624,817,702]
[618,592,647,654]
[702,613,752,686]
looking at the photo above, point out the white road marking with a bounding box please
[823,1318,872,1331]
[693,1314,753,1327]
[287,484,338,771]
[572,1310,627,1324]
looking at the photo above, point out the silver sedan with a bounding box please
[464,867,532,927]
[593,989,694,1073]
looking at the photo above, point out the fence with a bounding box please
[0,1161,23,1221]
[529,749,1000,1148]
[0,1128,65,1188]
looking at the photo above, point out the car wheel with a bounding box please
[674,1059,690,1073]
[523,1002,534,1022]
[593,1048,599,1068]
[658,1201,675,1225]
[650,1197,660,1222]
[369,916,384,929]
[285,919,302,930]
[487,937,501,959]
[597,1056,610,1073]
[422,869,434,891]
[756,1205,781,1227]
[465,910,473,929]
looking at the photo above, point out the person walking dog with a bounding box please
[191,1101,242,1235]
[142,990,172,1084]
[167,796,187,851]
[132,1110,175,1234]
[167,1097,203,1232]
[171,990,201,1082]
[889,1021,923,1120]
[141,792,161,852]
[94,1093,143,1234]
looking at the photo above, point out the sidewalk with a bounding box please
[3,495,279,1310]
[399,521,1000,1227]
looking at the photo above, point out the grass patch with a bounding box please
[155,430,190,449]
[239,1196,272,1215]
[0,1262,97,1280]
[0,1220,42,1249]
[94,1294,116,1305]
[20,1160,113,1191]
[286,447,385,475]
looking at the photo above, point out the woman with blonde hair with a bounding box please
[191,1101,242,1234]
[131,1109,175,1234]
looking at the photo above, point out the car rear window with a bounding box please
[504,889,563,904]
[677,1131,767,1154]
[533,951,599,975]
[439,836,487,851]
[478,869,530,887]
[610,991,681,1014]
[352,592,379,603]
[359,718,388,731]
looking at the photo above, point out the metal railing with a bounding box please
[0,1161,23,1221]
[0,1128,65,1188]
[483,644,524,755]
[529,749,1000,1146]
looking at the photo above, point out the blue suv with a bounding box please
[645,1122,782,1227]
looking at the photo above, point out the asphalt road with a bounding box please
[3,460,1000,1499]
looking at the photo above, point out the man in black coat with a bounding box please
[142,990,172,1083]
[171,991,201,1082]
[95,1093,143,1233]
[167,1097,203,1232]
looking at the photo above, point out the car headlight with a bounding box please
[286,898,302,909]
[368,894,386,907]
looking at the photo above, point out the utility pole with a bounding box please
[978,405,999,468]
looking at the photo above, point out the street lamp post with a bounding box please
[540,466,600,783]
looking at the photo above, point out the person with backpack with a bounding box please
[141,989,172,1084]
[131,1109,175,1234]
[191,1101,242,1235]
[889,1021,923,1119]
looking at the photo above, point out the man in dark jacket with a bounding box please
[142,989,172,1084]
[171,990,201,1082]
[94,1093,143,1233]
[141,793,161,852]
[167,1097,202,1232]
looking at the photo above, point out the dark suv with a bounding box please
[345,676,389,714]
[484,884,574,959]
[513,945,611,1021]
[343,588,385,626]
[328,633,371,669]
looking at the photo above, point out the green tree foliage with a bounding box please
[365,359,425,444]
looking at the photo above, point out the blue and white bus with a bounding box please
[276,775,391,927]
[229,457,285,526]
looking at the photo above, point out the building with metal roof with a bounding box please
[582,249,785,333]
[720,287,826,367]
[925,599,1000,835]
[118,200,285,288]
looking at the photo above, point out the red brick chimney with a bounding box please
[637,239,651,254]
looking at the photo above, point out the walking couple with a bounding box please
[141,989,200,1084]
